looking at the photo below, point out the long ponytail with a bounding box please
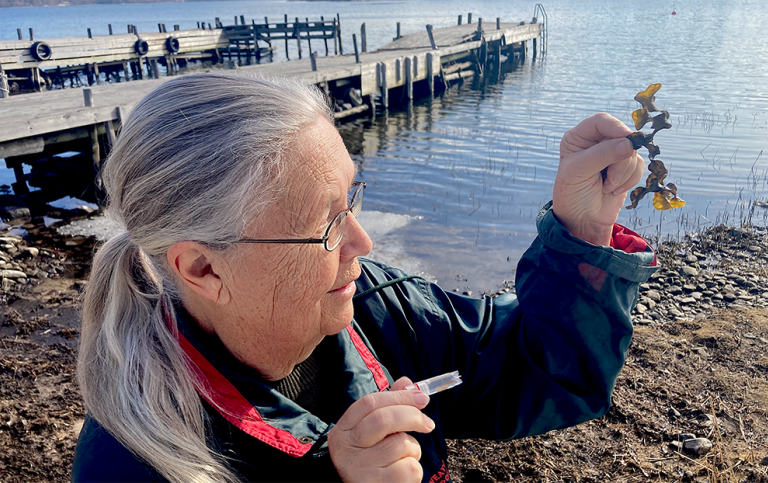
[77,74,333,482]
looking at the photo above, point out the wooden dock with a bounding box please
[0,18,543,196]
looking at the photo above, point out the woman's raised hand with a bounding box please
[553,113,645,246]
[328,377,434,483]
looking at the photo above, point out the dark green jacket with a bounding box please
[72,204,657,482]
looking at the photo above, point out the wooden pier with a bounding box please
[0,16,543,197]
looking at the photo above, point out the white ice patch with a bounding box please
[57,216,124,241]
[356,211,434,281]
[49,197,99,211]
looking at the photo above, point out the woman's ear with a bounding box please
[167,242,231,305]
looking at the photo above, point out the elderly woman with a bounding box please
[72,73,656,483]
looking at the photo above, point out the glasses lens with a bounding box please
[350,184,364,217]
[325,211,347,251]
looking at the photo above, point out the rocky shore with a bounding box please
[2,216,768,482]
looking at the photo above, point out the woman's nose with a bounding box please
[340,214,372,260]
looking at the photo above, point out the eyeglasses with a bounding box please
[235,181,365,252]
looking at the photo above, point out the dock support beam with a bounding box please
[83,89,101,168]
[405,57,413,100]
[353,34,360,63]
[0,65,9,99]
[426,53,434,96]
[310,51,318,71]
[380,62,388,110]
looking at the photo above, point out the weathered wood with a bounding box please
[458,15,462,26]
[353,34,359,63]
[468,13,472,24]
[379,23,541,52]
[104,120,117,148]
[295,18,302,59]
[17,29,22,41]
[310,51,318,71]
[336,13,343,54]
[426,25,437,50]
[426,52,434,96]
[29,28,34,41]
[333,104,368,120]
[396,23,401,40]
[497,18,501,30]
[333,19,338,55]
[444,70,474,83]
[441,61,473,75]
[380,62,388,108]
[361,23,367,53]
[405,56,413,99]
[83,88,94,107]
[532,37,537,59]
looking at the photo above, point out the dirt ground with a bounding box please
[2,222,768,482]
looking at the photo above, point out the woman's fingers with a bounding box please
[334,390,430,434]
[561,113,634,152]
[374,433,423,466]
[391,376,414,391]
[603,151,640,193]
[350,405,435,448]
[563,138,634,182]
[611,154,646,195]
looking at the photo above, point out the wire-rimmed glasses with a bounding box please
[234,181,365,252]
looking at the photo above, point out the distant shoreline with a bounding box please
[1,0,381,7]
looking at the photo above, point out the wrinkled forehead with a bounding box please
[272,117,357,222]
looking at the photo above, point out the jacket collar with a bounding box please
[174,308,390,457]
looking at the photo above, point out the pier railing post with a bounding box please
[333,19,339,55]
[17,28,22,40]
[0,65,9,99]
[361,23,367,53]
[336,13,343,54]
[310,51,318,71]
[29,28,34,41]
[82,89,101,167]
[496,18,500,30]
[352,33,360,63]
[321,16,329,56]
[108,24,113,35]
[468,13,472,24]
[294,18,303,59]
[396,22,401,40]
[458,15,462,26]
[426,25,437,50]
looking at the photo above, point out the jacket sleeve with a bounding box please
[352,202,658,441]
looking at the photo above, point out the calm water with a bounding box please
[3,0,768,292]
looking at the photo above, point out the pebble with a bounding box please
[0,269,27,279]
[683,437,713,456]
[680,266,699,277]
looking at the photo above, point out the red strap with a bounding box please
[177,332,314,457]
[345,325,390,391]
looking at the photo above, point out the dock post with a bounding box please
[17,28,22,40]
[105,120,117,150]
[122,61,130,81]
[92,62,101,85]
[521,40,526,62]
[458,15,462,26]
[83,89,101,167]
[468,13,472,24]
[361,23,367,53]
[426,53,434,96]
[496,18,500,30]
[495,41,501,71]
[396,22,401,40]
[333,19,339,55]
[284,15,290,59]
[532,38,537,60]
[264,17,273,54]
[306,18,313,55]
[352,34,359,63]
[321,16,329,56]
[240,15,245,25]
[87,28,92,39]
[174,25,179,31]
[108,24,113,35]
[426,25,437,50]
[294,17,302,59]
[158,23,163,33]
[29,28,34,41]
[336,13,343,54]
[0,64,9,99]
[310,51,318,72]
[151,59,159,79]
[405,57,413,100]
[380,62,388,110]
[477,18,482,33]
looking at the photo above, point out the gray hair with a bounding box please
[78,73,333,482]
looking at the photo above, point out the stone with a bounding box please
[0,206,31,225]
[16,247,39,259]
[669,308,684,318]
[0,269,27,279]
[680,297,696,304]
[760,456,768,466]
[680,266,699,277]
[683,437,713,456]
[723,293,737,302]
[683,284,697,292]
[749,245,762,252]
[645,290,662,302]
[668,407,681,418]
[691,292,703,300]
[635,303,648,314]
[691,347,709,357]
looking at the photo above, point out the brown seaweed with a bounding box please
[625,83,685,211]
